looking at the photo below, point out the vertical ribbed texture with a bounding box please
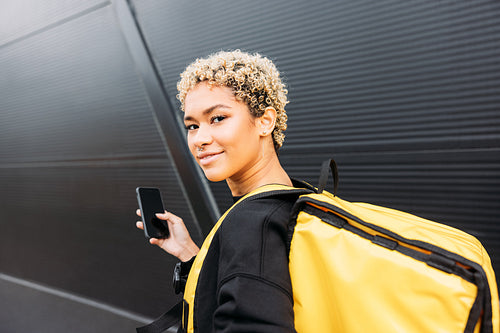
[132,0,500,278]
[0,1,199,318]
[1,0,499,322]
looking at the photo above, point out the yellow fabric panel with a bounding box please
[291,193,499,333]
[291,210,477,332]
[303,192,499,332]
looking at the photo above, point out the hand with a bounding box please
[136,209,199,262]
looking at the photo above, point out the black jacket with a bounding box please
[183,181,313,333]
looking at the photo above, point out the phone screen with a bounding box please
[136,187,169,239]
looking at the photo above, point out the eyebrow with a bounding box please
[183,104,231,122]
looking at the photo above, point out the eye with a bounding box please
[185,123,198,131]
[211,115,226,124]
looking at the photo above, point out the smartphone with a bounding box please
[136,187,169,239]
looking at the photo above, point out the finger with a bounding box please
[136,221,144,230]
[136,209,141,217]
[155,211,168,219]
[156,211,183,224]
[149,238,159,246]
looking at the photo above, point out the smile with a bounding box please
[197,151,223,166]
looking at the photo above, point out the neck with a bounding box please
[226,151,292,197]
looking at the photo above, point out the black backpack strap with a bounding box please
[317,159,338,195]
[136,300,182,333]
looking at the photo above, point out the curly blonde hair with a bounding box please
[177,50,289,150]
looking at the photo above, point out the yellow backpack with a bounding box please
[289,160,499,333]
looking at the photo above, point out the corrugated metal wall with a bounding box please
[0,0,203,329]
[1,0,499,331]
[132,0,500,276]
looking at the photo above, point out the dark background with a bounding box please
[1,1,499,332]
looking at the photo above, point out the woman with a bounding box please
[137,50,313,332]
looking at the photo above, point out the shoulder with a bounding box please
[224,180,314,227]
[220,180,314,238]
[220,191,299,236]
[215,186,310,279]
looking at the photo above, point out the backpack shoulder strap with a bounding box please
[136,300,182,333]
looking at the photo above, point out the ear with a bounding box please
[257,107,277,137]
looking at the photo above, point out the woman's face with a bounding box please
[183,82,263,182]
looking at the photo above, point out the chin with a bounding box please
[202,170,228,183]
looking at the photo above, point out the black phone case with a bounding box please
[136,187,169,239]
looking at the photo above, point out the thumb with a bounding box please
[155,211,167,218]
[156,211,183,225]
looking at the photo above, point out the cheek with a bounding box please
[240,125,261,145]
[186,134,196,154]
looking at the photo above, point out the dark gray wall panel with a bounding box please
[1,8,163,163]
[2,0,499,327]
[0,162,188,315]
[131,0,500,283]
[0,0,107,46]
[0,2,201,319]
[0,277,144,333]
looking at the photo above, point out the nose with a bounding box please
[190,124,212,150]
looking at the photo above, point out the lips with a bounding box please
[197,151,223,166]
